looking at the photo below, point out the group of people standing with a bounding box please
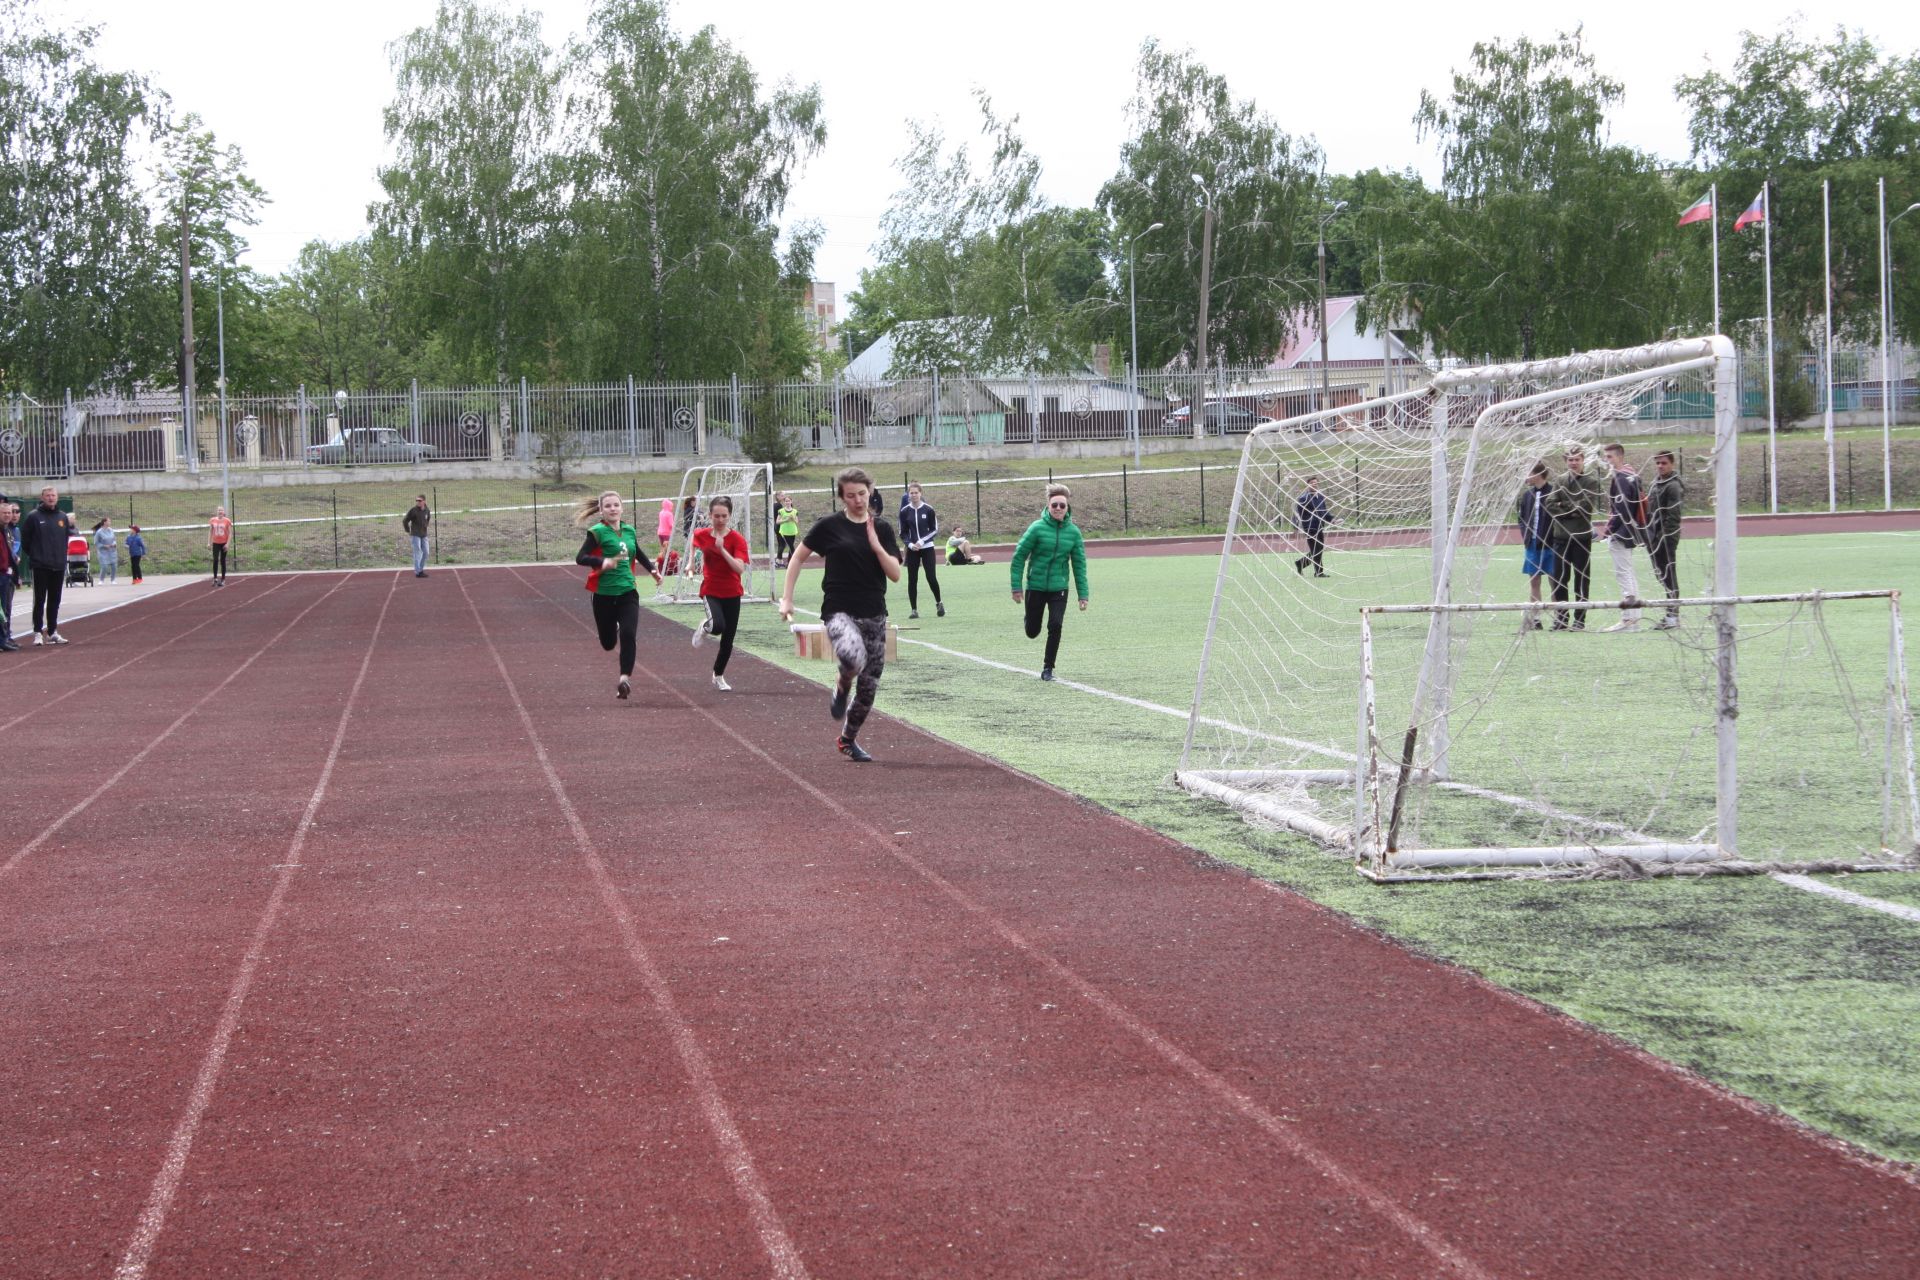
[1519,444,1685,632]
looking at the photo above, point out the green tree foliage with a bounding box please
[0,1,162,395]
[376,0,561,385]
[565,0,824,383]
[1369,30,1677,361]
[1098,41,1322,372]
[1676,22,1920,343]
[250,236,451,392]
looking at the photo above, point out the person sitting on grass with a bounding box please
[946,527,985,566]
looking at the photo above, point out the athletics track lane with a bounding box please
[495,569,1920,1278]
[0,574,374,1273]
[111,570,773,1278]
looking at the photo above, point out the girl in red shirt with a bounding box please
[689,496,750,691]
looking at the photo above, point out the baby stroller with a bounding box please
[66,534,93,586]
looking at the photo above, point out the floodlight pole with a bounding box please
[1127,222,1163,469]
[179,180,198,474]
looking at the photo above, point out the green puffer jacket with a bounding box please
[1010,511,1089,599]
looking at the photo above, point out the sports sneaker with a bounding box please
[691,620,707,649]
[711,674,731,692]
[1601,620,1639,633]
[829,684,850,721]
[47,631,68,645]
[1653,616,1680,631]
[32,632,44,646]
[616,675,631,700]
[837,736,872,763]
[936,602,946,617]
[909,609,919,619]
[1040,667,1055,682]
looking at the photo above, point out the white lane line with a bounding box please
[0,578,212,679]
[112,572,402,1280]
[0,578,295,736]
[1771,874,1920,923]
[474,570,810,1280]
[2,576,348,884]
[531,574,1490,1280]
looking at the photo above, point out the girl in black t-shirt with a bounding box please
[778,466,901,762]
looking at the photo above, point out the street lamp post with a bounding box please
[1317,201,1348,413]
[1191,170,1222,442]
[216,252,231,514]
[335,388,348,465]
[1127,221,1164,468]
[1882,195,1919,509]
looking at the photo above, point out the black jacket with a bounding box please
[19,504,74,571]
[898,500,938,550]
[402,505,431,536]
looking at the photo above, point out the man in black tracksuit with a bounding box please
[1646,450,1686,630]
[897,482,944,619]
[19,485,76,644]
[1543,447,1602,631]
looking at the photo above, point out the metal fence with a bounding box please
[5,346,1917,483]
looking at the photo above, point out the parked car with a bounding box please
[1162,401,1282,434]
[304,428,438,465]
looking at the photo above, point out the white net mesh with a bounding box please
[656,462,774,603]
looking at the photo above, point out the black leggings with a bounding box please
[592,589,640,676]
[130,554,143,580]
[31,571,64,634]
[702,594,741,675]
[776,532,797,561]
[905,547,942,609]
[1649,535,1681,614]
[1024,589,1068,669]
[211,544,228,579]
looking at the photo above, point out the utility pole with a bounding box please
[1194,196,1214,442]
[1317,201,1348,412]
[179,182,197,472]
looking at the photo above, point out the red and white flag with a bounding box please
[1677,191,1714,227]
[1734,187,1767,232]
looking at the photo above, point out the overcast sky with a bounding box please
[45,0,1920,300]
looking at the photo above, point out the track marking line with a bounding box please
[111,572,402,1280]
[520,570,1490,1280]
[0,577,295,736]
[468,569,811,1280]
[2,575,352,886]
[0,577,216,680]
[1771,874,1920,923]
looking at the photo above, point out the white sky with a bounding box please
[45,0,1920,299]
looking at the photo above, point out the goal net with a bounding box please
[655,462,776,603]
[1176,336,1920,878]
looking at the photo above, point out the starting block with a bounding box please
[791,622,898,663]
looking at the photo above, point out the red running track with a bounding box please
[2,567,1917,1278]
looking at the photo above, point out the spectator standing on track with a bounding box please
[1543,446,1601,631]
[1598,443,1648,632]
[0,501,19,651]
[690,495,751,691]
[1646,450,1686,631]
[778,466,901,764]
[402,494,432,578]
[946,527,985,566]
[208,506,233,586]
[20,486,75,643]
[1293,475,1332,578]
[125,525,146,584]
[1516,462,1557,632]
[774,492,799,568]
[574,490,661,702]
[897,482,944,619]
[1010,483,1090,683]
[92,517,119,584]
[656,498,676,554]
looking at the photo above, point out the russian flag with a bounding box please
[1677,191,1714,227]
[1734,187,1767,232]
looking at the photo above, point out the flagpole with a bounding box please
[1881,177,1892,511]
[1824,178,1835,511]
[1710,182,1721,336]
[1763,181,1777,514]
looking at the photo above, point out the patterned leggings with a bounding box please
[824,612,888,740]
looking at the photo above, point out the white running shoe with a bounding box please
[711,674,731,692]
[616,675,631,700]
[32,632,45,646]
[47,631,68,645]
[1600,620,1639,633]
[691,620,708,649]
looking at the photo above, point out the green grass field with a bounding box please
[668,528,1920,1165]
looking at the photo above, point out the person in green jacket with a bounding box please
[573,490,661,701]
[774,492,799,568]
[1010,483,1090,682]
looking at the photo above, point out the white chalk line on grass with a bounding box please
[0,577,293,736]
[477,568,810,1280]
[789,609,1920,918]
[529,574,1491,1280]
[1,575,348,884]
[113,571,401,1280]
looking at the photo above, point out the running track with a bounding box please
[2,568,1917,1278]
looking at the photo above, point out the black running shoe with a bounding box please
[829,685,850,721]
[935,601,946,617]
[1040,667,1054,682]
[837,736,872,763]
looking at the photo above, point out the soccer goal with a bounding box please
[654,461,776,603]
[1175,336,1920,880]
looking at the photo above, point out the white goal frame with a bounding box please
[654,462,776,604]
